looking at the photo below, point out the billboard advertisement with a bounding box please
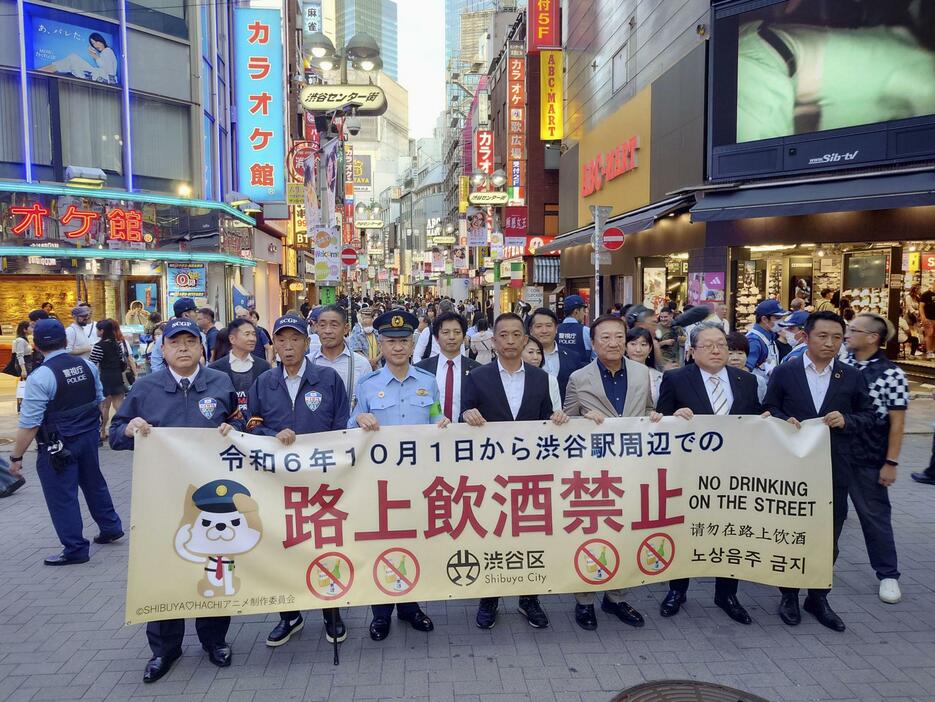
[25,3,120,86]
[166,264,207,298]
[353,154,373,192]
[709,0,935,179]
[234,8,285,203]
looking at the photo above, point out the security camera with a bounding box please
[345,116,361,137]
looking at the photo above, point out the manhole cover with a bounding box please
[611,680,772,702]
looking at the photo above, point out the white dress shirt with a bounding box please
[699,366,733,414]
[413,326,441,360]
[169,365,200,387]
[547,374,561,413]
[497,360,526,419]
[542,345,561,377]
[435,353,463,422]
[803,353,833,413]
[284,359,307,404]
[229,351,254,373]
[307,344,371,395]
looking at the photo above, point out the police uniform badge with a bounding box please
[198,397,218,419]
[416,388,428,396]
[391,315,404,327]
[305,390,323,412]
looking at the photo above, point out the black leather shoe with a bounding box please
[202,643,231,667]
[778,594,801,625]
[398,609,434,632]
[142,649,182,683]
[369,616,391,641]
[574,604,597,631]
[803,596,845,632]
[714,594,752,625]
[266,614,304,647]
[476,597,498,629]
[323,609,347,643]
[93,531,124,544]
[518,596,549,629]
[659,589,685,617]
[44,553,89,566]
[601,596,645,627]
[911,471,935,485]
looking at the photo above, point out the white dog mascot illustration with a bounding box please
[174,480,262,597]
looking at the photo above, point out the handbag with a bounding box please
[2,355,22,377]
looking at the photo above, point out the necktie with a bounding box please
[709,376,727,415]
[444,359,454,421]
[179,378,191,393]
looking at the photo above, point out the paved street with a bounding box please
[1,378,934,702]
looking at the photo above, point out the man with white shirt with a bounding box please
[65,305,94,359]
[306,305,371,408]
[415,311,481,422]
[207,318,270,418]
[764,311,876,632]
[462,313,568,630]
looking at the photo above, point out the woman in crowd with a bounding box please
[109,318,138,388]
[521,336,562,412]
[625,327,662,405]
[89,319,127,443]
[11,321,33,412]
[469,316,495,364]
[726,331,767,402]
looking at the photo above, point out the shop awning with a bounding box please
[691,171,935,222]
[538,194,694,254]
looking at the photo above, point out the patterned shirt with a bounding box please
[844,350,908,464]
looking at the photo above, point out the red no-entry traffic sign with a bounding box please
[602,226,625,251]
[341,248,358,266]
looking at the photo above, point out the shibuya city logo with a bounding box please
[808,150,859,166]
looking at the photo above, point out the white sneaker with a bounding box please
[879,578,901,604]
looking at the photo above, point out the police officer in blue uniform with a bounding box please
[109,317,244,683]
[245,314,350,649]
[557,294,592,371]
[8,319,123,565]
[350,310,450,642]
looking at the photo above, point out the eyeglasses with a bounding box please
[847,329,877,336]
[694,343,728,352]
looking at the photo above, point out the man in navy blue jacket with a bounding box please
[246,314,349,649]
[763,311,876,632]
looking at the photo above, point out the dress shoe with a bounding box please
[202,643,232,667]
[476,597,498,629]
[778,594,801,625]
[44,552,89,566]
[398,608,434,632]
[601,596,645,627]
[142,649,182,683]
[369,616,391,641]
[659,589,686,617]
[714,594,752,625]
[518,596,549,628]
[574,604,597,631]
[879,578,901,604]
[323,609,347,643]
[266,614,304,647]
[911,471,935,485]
[803,596,845,632]
[93,531,124,544]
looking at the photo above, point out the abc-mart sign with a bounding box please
[581,135,640,198]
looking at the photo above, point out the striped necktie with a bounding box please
[709,376,727,415]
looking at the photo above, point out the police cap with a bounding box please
[374,310,419,338]
[173,297,197,317]
[192,479,251,513]
[163,317,201,339]
[33,319,66,346]
[564,294,586,311]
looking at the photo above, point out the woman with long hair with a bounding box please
[625,327,663,406]
[521,335,562,412]
[90,319,127,442]
[12,320,32,412]
[108,317,139,386]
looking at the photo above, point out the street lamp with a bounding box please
[445,222,455,235]
[306,31,381,82]
[355,201,382,220]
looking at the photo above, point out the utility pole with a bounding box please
[590,205,612,320]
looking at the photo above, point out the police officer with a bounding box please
[745,300,788,383]
[109,317,244,683]
[557,295,592,371]
[8,319,123,565]
[246,314,350,648]
[350,310,450,641]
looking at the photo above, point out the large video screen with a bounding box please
[711,0,935,147]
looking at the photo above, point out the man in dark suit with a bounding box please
[763,310,876,632]
[527,307,579,403]
[416,311,481,422]
[461,312,568,630]
[656,321,765,625]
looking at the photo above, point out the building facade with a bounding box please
[334,0,399,80]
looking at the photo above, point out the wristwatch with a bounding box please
[9,455,23,462]
[884,459,899,467]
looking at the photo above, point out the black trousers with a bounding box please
[669,577,738,598]
[372,602,420,619]
[925,433,935,478]
[279,608,338,622]
[780,483,847,600]
[146,617,230,657]
[844,462,899,579]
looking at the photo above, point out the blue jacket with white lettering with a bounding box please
[246,363,349,436]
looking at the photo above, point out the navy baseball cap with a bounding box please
[779,310,810,328]
[173,297,197,316]
[564,294,586,310]
[307,306,323,322]
[163,317,200,339]
[33,319,66,346]
[273,314,307,335]
[192,480,251,513]
[374,310,419,338]
[754,299,788,319]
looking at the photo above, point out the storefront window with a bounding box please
[130,94,191,183]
